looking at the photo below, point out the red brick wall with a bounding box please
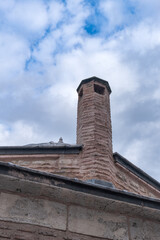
[77,80,114,183]
[114,162,160,198]
[0,154,81,179]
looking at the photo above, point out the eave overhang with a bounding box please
[0,145,83,155]
[0,161,159,211]
[113,152,160,191]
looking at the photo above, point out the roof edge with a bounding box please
[113,152,160,191]
[0,144,83,155]
[77,76,112,94]
[0,161,160,210]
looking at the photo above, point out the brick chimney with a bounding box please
[77,77,115,182]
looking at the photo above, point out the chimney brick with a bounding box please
[77,77,115,182]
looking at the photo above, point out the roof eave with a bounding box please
[0,145,83,155]
[113,152,160,191]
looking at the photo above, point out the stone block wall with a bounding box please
[0,171,160,240]
[1,208,160,240]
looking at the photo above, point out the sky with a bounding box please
[0,0,160,181]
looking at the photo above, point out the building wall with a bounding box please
[0,153,160,199]
[1,210,160,240]
[0,171,160,240]
[0,154,81,178]
[114,162,160,198]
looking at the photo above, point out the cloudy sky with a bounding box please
[0,0,160,181]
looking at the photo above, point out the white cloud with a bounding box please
[117,22,160,54]
[0,121,41,146]
[0,0,15,11]
[124,139,144,165]
[99,0,126,30]
[0,31,29,81]
[130,0,160,19]
[5,0,48,34]
[47,1,65,28]
[123,120,160,181]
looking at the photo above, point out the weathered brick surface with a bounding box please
[77,80,115,183]
[114,163,160,198]
[0,154,81,179]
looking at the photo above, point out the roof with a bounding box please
[113,152,160,191]
[0,140,83,155]
[0,161,160,210]
[77,76,112,94]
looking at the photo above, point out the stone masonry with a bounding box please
[0,163,159,240]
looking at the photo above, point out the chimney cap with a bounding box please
[77,76,112,94]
